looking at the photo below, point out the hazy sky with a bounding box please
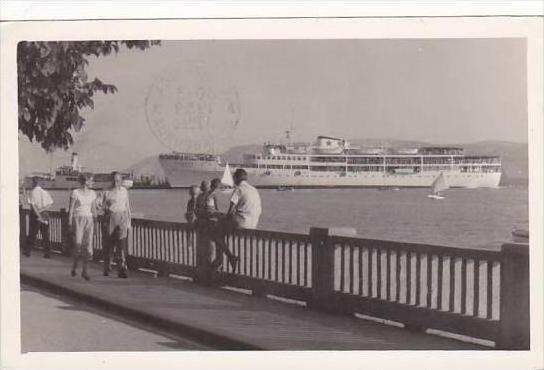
[20,38,527,172]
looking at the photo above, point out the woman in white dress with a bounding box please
[68,174,98,280]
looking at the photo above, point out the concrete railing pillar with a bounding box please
[497,242,530,349]
[194,226,213,286]
[309,227,336,312]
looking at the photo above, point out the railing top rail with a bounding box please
[329,234,503,261]
[229,227,312,243]
[132,217,191,230]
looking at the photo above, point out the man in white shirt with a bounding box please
[100,171,132,278]
[24,177,54,258]
[227,169,262,229]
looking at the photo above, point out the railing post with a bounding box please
[19,205,27,249]
[309,227,336,312]
[60,208,71,256]
[194,225,212,286]
[497,242,530,349]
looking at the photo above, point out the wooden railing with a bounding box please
[19,206,529,349]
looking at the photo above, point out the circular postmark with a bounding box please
[145,60,241,154]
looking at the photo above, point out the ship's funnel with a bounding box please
[71,153,79,171]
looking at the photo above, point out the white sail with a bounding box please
[221,163,234,187]
[431,172,449,195]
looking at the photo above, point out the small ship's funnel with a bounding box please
[71,153,79,170]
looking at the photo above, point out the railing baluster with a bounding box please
[281,239,286,283]
[267,238,272,280]
[437,255,443,310]
[461,258,467,314]
[376,249,382,299]
[449,256,455,312]
[274,239,279,282]
[414,253,421,306]
[487,260,494,319]
[474,259,480,317]
[249,235,254,277]
[368,248,374,298]
[426,254,433,308]
[349,245,354,294]
[304,241,309,287]
[358,246,364,296]
[339,244,345,293]
[385,249,391,300]
[296,241,301,285]
[288,240,293,285]
[261,237,266,279]
[175,229,180,263]
[396,251,402,303]
[407,252,412,304]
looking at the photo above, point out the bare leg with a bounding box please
[71,252,79,276]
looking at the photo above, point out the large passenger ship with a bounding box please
[159,135,502,188]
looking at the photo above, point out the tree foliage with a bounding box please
[18,40,160,151]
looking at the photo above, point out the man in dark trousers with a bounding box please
[24,177,54,258]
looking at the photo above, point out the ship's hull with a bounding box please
[159,158,501,188]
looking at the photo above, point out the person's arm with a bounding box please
[126,190,132,229]
[67,191,76,227]
[91,193,98,222]
[226,202,236,217]
[227,188,239,217]
[31,203,43,222]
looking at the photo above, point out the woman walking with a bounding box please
[68,173,97,280]
[101,171,132,278]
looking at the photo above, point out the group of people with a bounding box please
[23,172,132,281]
[23,168,262,282]
[185,168,262,277]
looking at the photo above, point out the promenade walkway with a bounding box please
[20,253,484,350]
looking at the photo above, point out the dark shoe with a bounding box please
[103,270,109,277]
[118,270,128,279]
[71,270,76,277]
[81,272,90,281]
[44,254,51,259]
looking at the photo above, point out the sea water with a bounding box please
[44,186,528,250]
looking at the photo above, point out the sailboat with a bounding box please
[427,172,449,199]
[220,162,234,189]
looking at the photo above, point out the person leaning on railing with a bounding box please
[225,168,262,230]
[204,178,239,274]
[23,176,54,258]
[185,185,201,225]
[212,169,262,273]
[99,171,132,279]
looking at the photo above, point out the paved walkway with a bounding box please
[20,253,485,350]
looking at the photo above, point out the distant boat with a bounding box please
[378,186,400,191]
[221,163,234,188]
[277,185,294,192]
[428,172,448,199]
